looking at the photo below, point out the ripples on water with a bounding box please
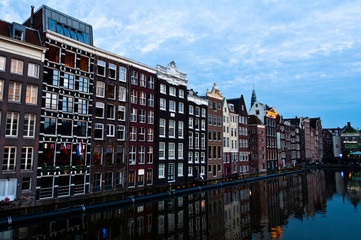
[1,169,360,240]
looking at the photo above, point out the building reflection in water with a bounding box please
[2,169,361,240]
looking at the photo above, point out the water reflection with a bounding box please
[2,169,361,240]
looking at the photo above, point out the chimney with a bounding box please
[30,6,34,28]
[347,122,351,127]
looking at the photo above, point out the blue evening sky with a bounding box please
[2,0,361,129]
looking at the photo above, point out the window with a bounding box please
[131,71,138,85]
[77,121,87,137]
[60,119,73,136]
[6,112,19,137]
[148,94,154,107]
[104,172,113,190]
[79,55,89,71]
[56,23,63,34]
[25,84,38,104]
[44,117,56,135]
[169,120,175,137]
[195,107,200,116]
[195,152,199,163]
[148,128,154,142]
[21,147,33,170]
[140,74,146,87]
[169,143,175,159]
[131,90,137,104]
[148,111,154,124]
[160,84,166,94]
[140,92,146,105]
[3,147,16,171]
[148,76,154,89]
[10,59,23,74]
[208,114,212,125]
[97,60,105,76]
[168,163,175,181]
[188,167,193,176]
[178,121,184,138]
[201,120,205,130]
[94,123,104,139]
[0,80,3,100]
[64,51,75,68]
[179,89,184,98]
[116,147,124,165]
[0,56,5,71]
[139,127,146,141]
[76,98,87,115]
[119,67,127,82]
[45,93,58,110]
[22,177,31,192]
[28,63,40,78]
[62,96,74,113]
[169,100,176,112]
[201,152,205,163]
[213,116,217,126]
[189,117,193,128]
[130,108,137,122]
[169,87,176,96]
[117,125,125,140]
[189,106,194,115]
[118,106,126,121]
[201,108,206,117]
[23,113,36,137]
[159,142,165,159]
[94,146,102,166]
[95,102,105,118]
[159,119,166,137]
[139,146,145,164]
[195,133,199,148]
[107,104,115,119]
[218,116,221,126]
[159,164,165,178]
[195,119,200,130]
[108,84,115,99]
[79,77,88,92]
[48,45,60,63]
[108,63,116,79]
[118,87,126,101]
[147,146,154,163]
[96,81,105,97]
[129,147,136,165]
[160,98,166,110]
[178,143,184,159]
[107,124,115,137]
[8,81,21,102]
[201,133,205,148]
[130,126,137,141]
[139,109,146,123]
[189,132,193,148]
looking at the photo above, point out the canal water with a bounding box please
[1,169,360,239]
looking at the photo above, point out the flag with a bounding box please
[77,141,84,156]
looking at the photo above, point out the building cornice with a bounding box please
[0,35,46,61]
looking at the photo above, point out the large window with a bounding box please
[3,147,16,171]
[169,100,176,112]
[168,143,175,159]
[130,108,137,122]
[23,113,36,137]
[21,147,33,170]
[48,45,60,63]
[148,111,154,124]
[119,67,126,82]
[44,117,56,135]
[140,92,146,105]
[139,109,146,123]
[169,120,175,138]
[78,99,87,115]
[79,77,88,93]
[159,164,165,178]
[147,128,154,142]
[160,84,166,94]
[25,85,38,104]
[139,146,145,164]
[28,63,40,78]
[45,92,58,110]
[108,63,116,79]
[129,147,136,165]
[10,59,23,74]
[131,71,138,85]
[118,87,126,101]
[159,142,165,159]
[139,127,145,141]
[8,81,21,102]
[60,119,73,136]
[148,94,154,107]
[95,102,105,118]
[178,121,184,138]
[0,56,6,71]
[131,90,137,104]
[178,143,184,159]
[169,87,176,96]
[96,81,105,97]
[159,119,166,137]
[148,76,154,89]
[79,55,89,71]
[130,127,137,141]
[179,102,184,113]
[178,163,183,177]
[64,51,75,68]
[77,121,87,137]
[140,74,146,87]
[6,112,19,137]
[97,60,105,76]
[94,123,104,140]
[0,80,3,100]
[62,96,74,113]
[118,106,126,121]
[160,98,166,110]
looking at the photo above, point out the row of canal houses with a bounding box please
[0,5,323,205]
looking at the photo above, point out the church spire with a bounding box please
[251,87,257,108]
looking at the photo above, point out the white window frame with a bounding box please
[178,89,184,98]
[148,94,154,107]
[0,56,5,71]
[178,102,184,113]
[28,63,40,78]
[21,147,33,170]
[3,147,17,171]
[159,164,165,178]
[118,86,126,102]
[169,120,175,138]
[148,76,154,89]
[159,119,166,137]
[168,143,175,159]
[8,81,21,102]
[140,92,146,106]
[117,125,125,140]
[119,67,127,82]
[159,142,165,159]
[130,126,137,141]
[160,84,166,94]
[6,112,19,137]
[178,121,184,138]
[94,123,104,140]
[169,86,176,96]
[160,98,166,110]
[147,128,154,142]
[140,73,146,87]
[107,124,115,137]
[23,113,36,138]
[169,100,176,112]
[178,163,183,177]
[10,59,23,75]
[97,60,106,77]
[178,143,184,159]
[148,110,154,124]
[96,81,105,97]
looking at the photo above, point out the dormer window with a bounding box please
[14,29,23,41]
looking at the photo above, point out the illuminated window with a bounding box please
[11,59,23,74]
